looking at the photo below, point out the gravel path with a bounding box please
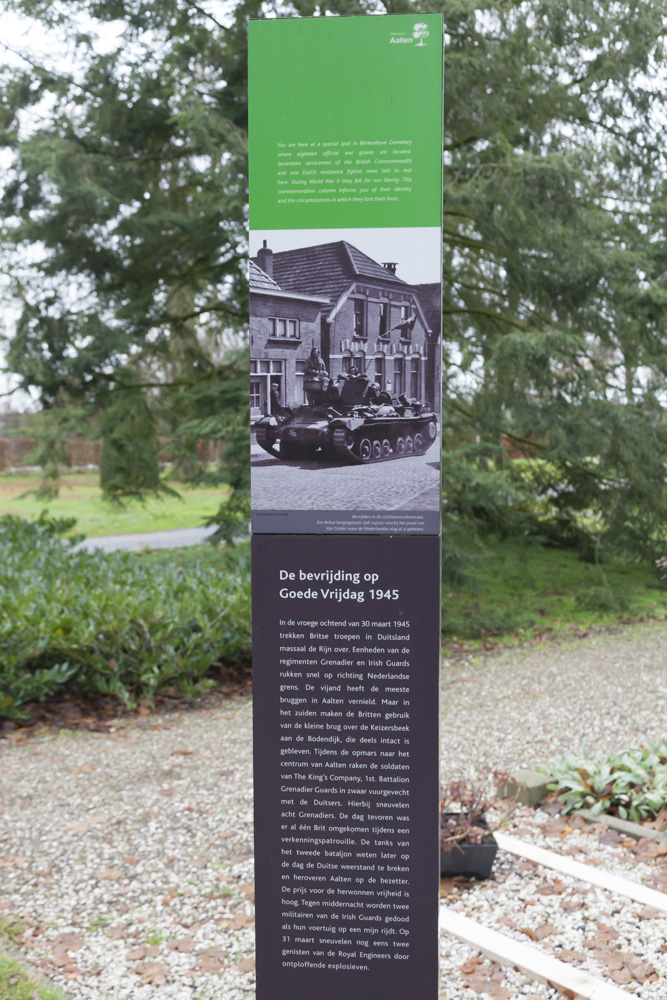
[441,621,667,778]
[1,620,666,999]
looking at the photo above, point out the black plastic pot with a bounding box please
[440,838,498,879]
[440,814,498,879]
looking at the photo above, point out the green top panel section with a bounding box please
[248,14,443,230]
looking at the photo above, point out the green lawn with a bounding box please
[443,538,667,649]
[0,937,68,1000]
[0,471,224,537]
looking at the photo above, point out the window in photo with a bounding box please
[394,356,405,396]
[250,359,284,416]
[353,299,366,338]
[269,317,299,339]
[378,301,389,338]
[410,356,421,398]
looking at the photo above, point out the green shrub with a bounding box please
[0,513,251,719]
[539,739,667,822]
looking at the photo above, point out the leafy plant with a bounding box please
[540,740,667,823]
[440,779,496,851]
[0,514,251,719]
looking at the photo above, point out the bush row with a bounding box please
[0,514,251,719]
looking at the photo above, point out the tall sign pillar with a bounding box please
[249,14,443,999]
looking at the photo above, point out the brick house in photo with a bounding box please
[250,240,440,415]
[413,281,442,411]
[249,255,329,419]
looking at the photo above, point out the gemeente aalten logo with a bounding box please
[390,22,430,46]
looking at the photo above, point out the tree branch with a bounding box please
[181,0,228,31]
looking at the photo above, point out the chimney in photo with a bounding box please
[257,239,274,278]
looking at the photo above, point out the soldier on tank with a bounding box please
[305,348,339,403]
[304,348,328,380]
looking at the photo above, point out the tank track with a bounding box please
[332,418,437,464]
[255,425,280,459]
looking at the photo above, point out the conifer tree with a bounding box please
[436,0,667,562]
[2,0,667,560]
[0,0,254,534]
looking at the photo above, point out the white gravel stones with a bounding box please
[441,622,667,777]
[0,697,257,999]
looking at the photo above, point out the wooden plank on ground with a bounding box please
[495,831,667,912]
[440,910,629,1000]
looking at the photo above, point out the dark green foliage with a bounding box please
[438,0,667,562]
[141,538,251,574]
[3,0,667,563]
[99,382,162,497]
[0,514,251,719]
[442,536,667,645]
[169,347,251,542]
[205,489,251,547]
[0,0,253,510]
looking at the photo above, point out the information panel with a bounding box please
[252,534,440,1000]
[250,13,443,1000]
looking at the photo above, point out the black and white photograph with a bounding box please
[250,227,442,523]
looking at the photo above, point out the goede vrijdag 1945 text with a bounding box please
[279,568,399,603]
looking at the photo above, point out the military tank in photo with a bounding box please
[254,372,438,464]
